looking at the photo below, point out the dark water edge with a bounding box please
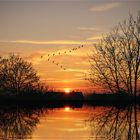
[0,98,140,108]
[0,91,140,106]
[0,92,140,107]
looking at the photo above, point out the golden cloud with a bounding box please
[0,40,92,45]
[90,2,120,12]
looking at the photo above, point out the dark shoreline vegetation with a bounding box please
[0,91,140,106]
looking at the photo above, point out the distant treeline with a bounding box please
[85,93,140,105]
[0,90,84,103]
[1,89,140,105]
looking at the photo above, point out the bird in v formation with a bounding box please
[40,45,84,70]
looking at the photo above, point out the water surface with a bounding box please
[0,104,139,140]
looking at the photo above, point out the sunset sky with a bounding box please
[0,0,140,92]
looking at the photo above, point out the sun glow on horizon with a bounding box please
[64,88,71,94]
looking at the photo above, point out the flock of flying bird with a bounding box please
[40,45,84,70]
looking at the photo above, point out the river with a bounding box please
[0,104,139,140]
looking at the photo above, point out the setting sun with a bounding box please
[64,88,70,94]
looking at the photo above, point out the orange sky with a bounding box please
[0,0,139,92]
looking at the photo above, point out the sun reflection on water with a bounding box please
[64,106,71,112]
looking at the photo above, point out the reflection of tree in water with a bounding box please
[88,105,140,140]
[0,105,46,140]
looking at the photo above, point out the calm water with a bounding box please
[0,104,140,140]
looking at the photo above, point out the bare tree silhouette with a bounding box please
[0,54,39,95]
[87,105,140,140]
[89,13,140,96]
[0,105,45,140]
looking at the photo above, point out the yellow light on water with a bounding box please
[64,107,71,112]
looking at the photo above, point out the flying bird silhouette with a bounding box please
[40,44,85,70]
